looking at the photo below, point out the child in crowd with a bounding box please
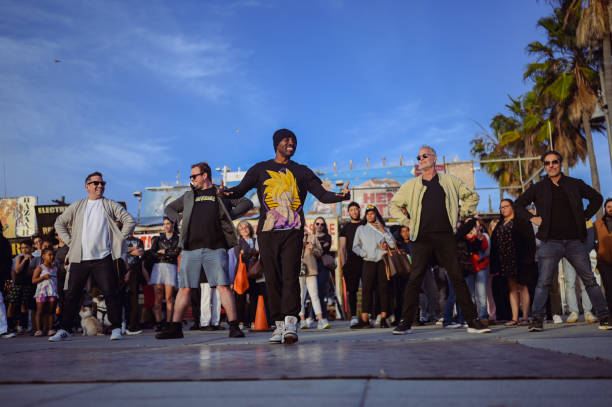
[31,248,58,336]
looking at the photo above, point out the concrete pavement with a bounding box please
[1,321,611,406]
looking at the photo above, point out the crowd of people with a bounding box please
[1,133,611,342]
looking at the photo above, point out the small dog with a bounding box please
[79,306,103,336]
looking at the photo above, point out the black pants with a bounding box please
[235,278,257,324]
[343,259,363,317]
[392,274,408,322]
[492,274,511,321]
[122,263,140,330]
[547,266,562,316]
[598,262,612,312]
[62,256,122,330]
[401,233,477,324]
[258,229,303,322]
[361,260,388,315]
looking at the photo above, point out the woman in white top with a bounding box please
[351,205,395,329]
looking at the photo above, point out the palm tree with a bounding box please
[572,0,612,170]
[525,0,602,192]
[471,92,551,198]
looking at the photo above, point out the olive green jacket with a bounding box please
[389,173,479,241]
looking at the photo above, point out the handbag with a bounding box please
[234,253,250,294]
[247,258,264,279]
[321,253,336,270]
[382,247,411,279]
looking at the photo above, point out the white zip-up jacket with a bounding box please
[352,223,395,262]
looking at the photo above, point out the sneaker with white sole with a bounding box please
[126,329,143,335]
[585,311,598,323]
[599,317,612,330]
[49,329,72,342]
[269,321,284,343]
[317,319,331,329]
[110,328,122,340]
[466,319,492,334]
[444,322,462,329]
[1,332,17,338]
[299,319,308,329]
[392,319,412,335]
[282,316,298,344]
[350,316,359,327]
[567,311,579,323]
[552,314,563,324]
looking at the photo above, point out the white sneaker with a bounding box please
[306,317,316,329]
[552,314,563,324]
[375,314,382,327]
[317,318,331,329]
[282,316,298,344]
[445,322,462,329]
[110,328,122,340]
[585,311,598,323]
[436,318,444,326]
[1,332,17,338]
[567,312,579,323]
[350,316,359,327]
[299,319,308,329]
[269,321,284,344]
[49,329,72,342]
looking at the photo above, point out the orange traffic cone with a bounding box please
[250,295,273,332]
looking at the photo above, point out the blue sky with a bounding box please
[1,0,610,214]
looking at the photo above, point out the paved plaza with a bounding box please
[1,321,611,406]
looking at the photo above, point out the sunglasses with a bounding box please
[543,159,560,167]
[315,222,324,226]
[416,153,431,161]
[87,181,106,186]
[190,173,203,180]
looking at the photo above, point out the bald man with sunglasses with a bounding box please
[514,150,610,331]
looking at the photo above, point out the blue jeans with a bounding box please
[532,240,609,320]
[443,272,464,325]
[465,269,489,320]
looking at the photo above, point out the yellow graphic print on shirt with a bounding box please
[262,169,302,231]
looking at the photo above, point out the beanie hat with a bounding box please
[273,128,297,151]
[347,201,360,210]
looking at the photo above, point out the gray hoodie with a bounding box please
[352,223,395,262]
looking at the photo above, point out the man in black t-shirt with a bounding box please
[514,150,610,331]
[222,129,351,344]
[160,162,245,340]
[339,202,363,326]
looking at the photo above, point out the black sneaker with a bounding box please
[467,319,492,334]
[154,322,165,332]
[155,322,184,339]
[199,325,214,331]
[528,318,543,332]
[599,317,612,330]
[380,318,390,328]
[212,324,226,331]
[228,321,245,338]
[392,319,412,335]
[350,319,372,329]
[189,322,201,331]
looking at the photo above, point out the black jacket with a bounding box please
[150,233,180,265]
[514,174,602,242]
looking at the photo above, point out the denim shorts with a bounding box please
[179,248,230,288]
